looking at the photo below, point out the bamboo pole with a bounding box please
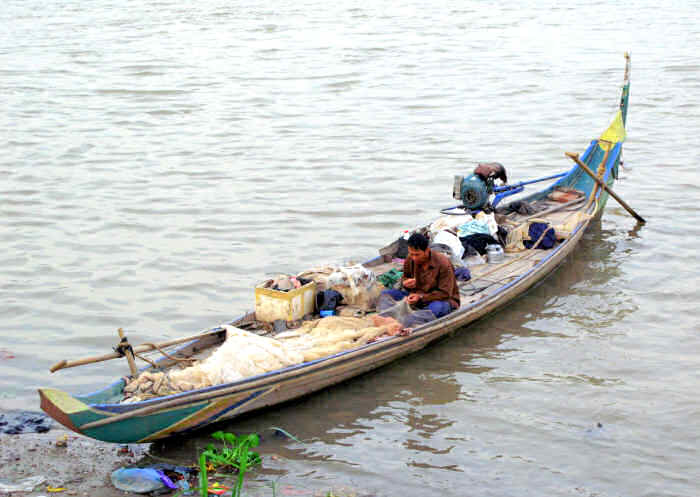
[565,152,646,224]
[117,328,139,377]
[583,145,610,210]
[49,329,224,373]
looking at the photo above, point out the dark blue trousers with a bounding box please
[381,289,453,318]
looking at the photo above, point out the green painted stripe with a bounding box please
[77,403,207,443]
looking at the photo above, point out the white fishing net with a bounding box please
[376,293,437,328]
[122,317,393,402]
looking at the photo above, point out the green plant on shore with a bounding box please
[198,431,261,497]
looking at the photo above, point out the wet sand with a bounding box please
[0,427,148,496]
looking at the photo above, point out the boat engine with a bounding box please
[452,162,508,210]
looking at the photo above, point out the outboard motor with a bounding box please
[452,163,508,211]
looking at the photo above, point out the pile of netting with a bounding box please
[122,316,395,402]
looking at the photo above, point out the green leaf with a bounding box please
[198,452,209,497]
[247,433,260,447]
[198,431,263,497]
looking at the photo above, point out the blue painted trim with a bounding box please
[493,172,567,193]
[595,142,621,202]
[76,378,126,402]
[492,186,524,207]
[548,139,598,193]
[184,389,269,433]
[581,139,597,163]
[364,254,384,265]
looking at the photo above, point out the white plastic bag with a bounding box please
[429,214,473,235]
[431,230,465,264]
[0,476,46,493]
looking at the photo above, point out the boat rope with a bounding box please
[113,337,135,359]
[116,337,198,369]
[133,352,158,368]
[139,342,198,365]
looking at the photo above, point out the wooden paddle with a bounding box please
[49,328,224,373]
[565,152,646,224]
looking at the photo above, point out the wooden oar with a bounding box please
[49,328,224,373]
[565,152,646,224]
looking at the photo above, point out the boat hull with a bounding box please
[38,219,589,444]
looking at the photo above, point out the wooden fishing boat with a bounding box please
[39,55,635,444]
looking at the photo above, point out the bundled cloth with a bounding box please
[504,212,592,252]
[457,220,490,238]
[316,289,344,312]
[377,268,403,289]
[524,222,556,249]
[460,233,500,255]
[504,220,556,251]
[496,200,539,216]
[261,275,307,292]
[454,267,471,281]
[428,214,473,235]
[457,211,498,238]
[552,211,593,239]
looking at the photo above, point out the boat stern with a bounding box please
[39,388,90,436]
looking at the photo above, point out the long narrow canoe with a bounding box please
[39,55,632,444]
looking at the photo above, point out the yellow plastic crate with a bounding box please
[255,281,316,323]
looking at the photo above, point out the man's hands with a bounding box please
[404,279,421,305]
[407,293,422,305]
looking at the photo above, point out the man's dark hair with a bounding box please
[407,232,429,251]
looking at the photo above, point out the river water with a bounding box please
[2,1,699,496]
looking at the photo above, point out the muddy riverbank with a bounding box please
[0,426,147,496]
[0,422,368,497]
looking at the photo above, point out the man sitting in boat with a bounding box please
[381,233,460,318]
